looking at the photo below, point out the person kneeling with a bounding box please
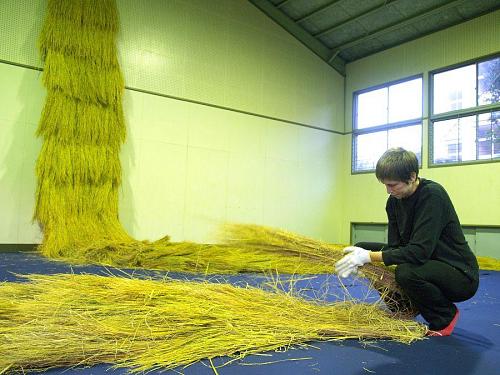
[335,148,479,337]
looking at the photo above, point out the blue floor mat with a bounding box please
[1,251,499,375]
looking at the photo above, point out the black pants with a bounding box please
[356,242,479,330]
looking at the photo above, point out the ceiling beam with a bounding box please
[330,0,468,55]
[314,0,399,38]
[249,0,346,75]
[328,49,341,63]
[329,56,346,74]
[276,0,293,9]
[295,0,345,24]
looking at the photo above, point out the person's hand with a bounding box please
[336,262,359,278]
[335,246,371,278]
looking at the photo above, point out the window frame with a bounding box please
[428,53,500,168]
[352,74,424,174]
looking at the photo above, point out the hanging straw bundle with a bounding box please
[0,274,427,373]
[34,0,223,271]
[35,0,134,258]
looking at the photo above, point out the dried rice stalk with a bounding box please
[476,256,500,271]
[35,0,132,258]
[0,274,426,373]
[49,223,418,318]
[220,223,344,263]
[43,235,338,275]
[220,223,419,318]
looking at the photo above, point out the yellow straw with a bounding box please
[0,274,426,373]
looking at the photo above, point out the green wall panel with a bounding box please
[352,224,500,259]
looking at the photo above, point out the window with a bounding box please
[430,55,500,165]
[352,76,423,172]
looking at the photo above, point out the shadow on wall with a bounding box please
[119,89,138,236]
[5,70,141,246]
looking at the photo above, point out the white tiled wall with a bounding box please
[0,64,44,243]
[119,90,343,243]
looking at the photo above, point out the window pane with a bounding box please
[388,125,422,162]
[433,65,476,114]
[433,116,477,164]
[459,116,476,161]
[495,112,500,158]
[433,119,459,163]
[389,78,422,123]
[478,57,500,106]
[357,88,388,129]
[478,111,500,159]
[354,131,387,171]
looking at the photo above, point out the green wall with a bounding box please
[340,10,500,244]
[0,0,345,244]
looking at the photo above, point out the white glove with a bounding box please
[335,246,371,278]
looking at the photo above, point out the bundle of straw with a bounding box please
[219,223,344,264]
[0,274,426,373]
[220,223,419,318]
[39,220,417,318]
[55,236,341,275]
[50,223,346,275]
[35,0,133,257]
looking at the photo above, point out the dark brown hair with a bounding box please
[375,147,419,182]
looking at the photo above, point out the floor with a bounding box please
[1,251,499,375]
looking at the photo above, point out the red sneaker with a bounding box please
[426,308,460,337]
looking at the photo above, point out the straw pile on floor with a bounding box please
[477,256,500,271]
[41,222,417,319]
[50,223,345,274]
[0,274,427,373]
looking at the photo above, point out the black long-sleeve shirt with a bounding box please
[381,178,479,283]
